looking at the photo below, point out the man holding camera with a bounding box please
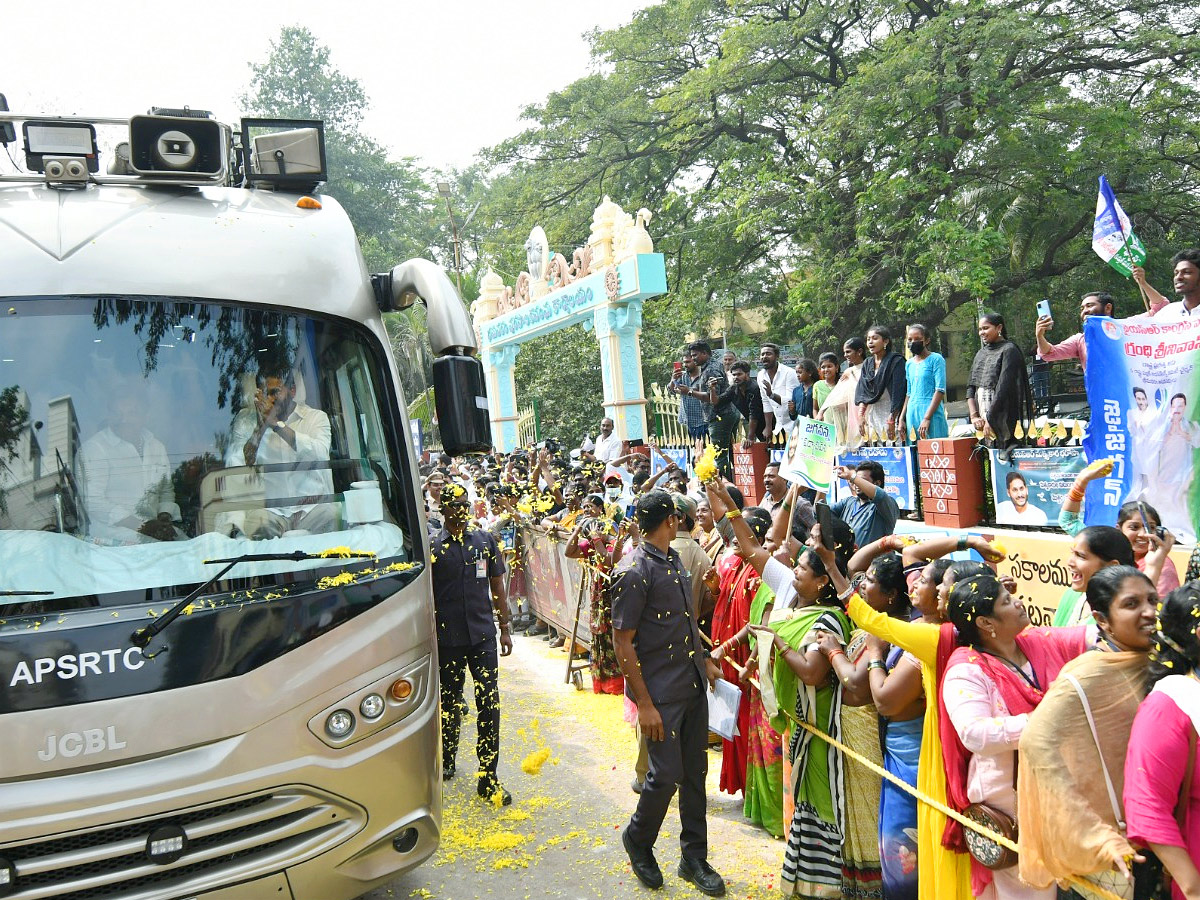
[613,491,725,896]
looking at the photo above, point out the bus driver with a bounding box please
[227,366,336,538]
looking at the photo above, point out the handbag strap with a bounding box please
[1063,672,1125,831]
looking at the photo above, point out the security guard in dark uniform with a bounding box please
[612,490,725,896]
[430,483,514,805]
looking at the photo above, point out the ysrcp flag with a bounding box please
[1083,314,1200,542]
[1092,175,1146,278]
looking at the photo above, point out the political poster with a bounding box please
[650,446,689,478]
[830,445,918,509]
[988,447,1086,529]
[779,416,838,492]
[1083,314,1200,542]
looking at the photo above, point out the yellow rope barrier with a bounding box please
[732,663,1128,900]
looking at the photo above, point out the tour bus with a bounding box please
[0,102,489,899]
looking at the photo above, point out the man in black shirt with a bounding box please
[430,483,514,805]
[714,360,765,446]
[612,491,725,896]
[673,341,740,481]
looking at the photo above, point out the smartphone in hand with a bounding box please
[1036,299,1052,320]
[815,501,835,550]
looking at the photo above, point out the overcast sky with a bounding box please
[2,0,656,172]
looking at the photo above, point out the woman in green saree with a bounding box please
[705,481,862,898]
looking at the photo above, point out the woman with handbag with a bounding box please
[1124,582,1200,900]
[939,574,1094,899]
[1017,566,1158,900]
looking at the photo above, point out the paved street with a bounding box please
[363,633,783,900]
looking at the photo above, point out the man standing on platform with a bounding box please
[1034,290,1114,372]
[613,491,725,896]
[714,360,766,448]
[757,343,799,438]
[675,341,739,481]
[431,483,514,806]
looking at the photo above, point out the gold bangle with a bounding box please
[726,508,742,520]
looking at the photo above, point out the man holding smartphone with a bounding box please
[674,351,709,450]
[1034,291,1115,372]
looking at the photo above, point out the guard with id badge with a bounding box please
[429,483,514,806]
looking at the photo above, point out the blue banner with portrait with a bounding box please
[830,446,918,509]
[1083,314,1200,542]
[988,447,1086,528]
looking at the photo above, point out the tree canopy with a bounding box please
[480,0,1200,348]
[241,6,1200,444]
[241,26,443,273]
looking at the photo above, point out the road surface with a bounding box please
[362,631,784,900]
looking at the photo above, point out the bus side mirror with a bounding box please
[432,355,491,456]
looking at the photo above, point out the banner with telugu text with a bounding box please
[1083,314,1200,542]
[780,416,838,492]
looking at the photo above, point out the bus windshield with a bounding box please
[0,296,417,614]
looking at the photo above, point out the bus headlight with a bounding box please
[325,709,355,739]
[307,657,430,748]
[359,693,385,720]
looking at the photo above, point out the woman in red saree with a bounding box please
[565,517,627,695]
[708,506,774,796]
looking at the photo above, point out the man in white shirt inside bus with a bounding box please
[227,366,336,538]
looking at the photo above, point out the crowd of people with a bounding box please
[662,247,1200,484]
[423,432,1200,900]
[425,248,1200,900]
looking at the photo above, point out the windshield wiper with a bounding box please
[131,550,375,658]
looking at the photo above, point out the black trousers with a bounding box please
[439,639,500,778]
[625,687,709,859]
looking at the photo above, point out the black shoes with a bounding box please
[442,764,455,780]
[477,776,512,806]
[678,856,726,897]
[622,827,663,889]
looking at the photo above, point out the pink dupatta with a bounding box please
[938,626,1089,892]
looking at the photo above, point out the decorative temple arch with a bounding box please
[470,198,668,452]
